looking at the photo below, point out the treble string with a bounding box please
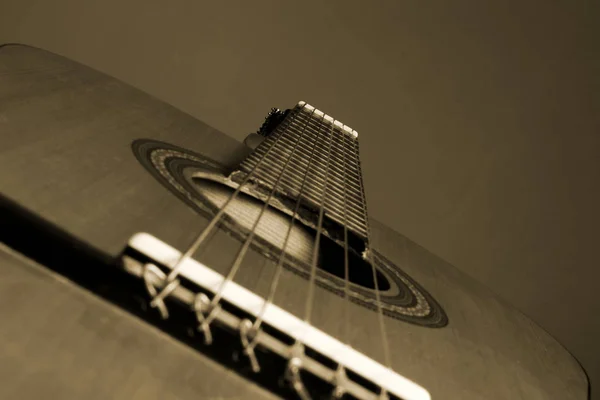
[352,139,392,370]
[339,126,352,348]
[302,118,335,324]
[208,107,318,309]
[251,109,324,332]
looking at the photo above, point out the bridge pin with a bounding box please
[142,263,180,320]
[285,344,311,400]
[193,293,221,345]
[239,319,261,373]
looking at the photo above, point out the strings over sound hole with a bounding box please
[192,177,391,291]
[132,139,448,326]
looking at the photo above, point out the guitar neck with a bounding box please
[237,102,370,244]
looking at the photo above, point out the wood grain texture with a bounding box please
[0,44,589,399]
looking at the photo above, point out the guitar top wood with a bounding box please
[0,44,589,399]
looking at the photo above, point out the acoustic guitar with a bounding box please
[0,44,589,399]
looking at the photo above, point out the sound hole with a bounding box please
[192,177,391,291]
[317,234,389,291]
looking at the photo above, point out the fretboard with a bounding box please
[238,102,370,243]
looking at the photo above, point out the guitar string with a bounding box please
[302,116,334,324]
[339,124,352,351]
[250,108,323,333]
[352,138,392,371]
[157,107,300,291]
[281,108,331,400]
[152,103,391,394]
[207,107,319,309]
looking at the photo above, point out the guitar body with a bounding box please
[0,44,589,399]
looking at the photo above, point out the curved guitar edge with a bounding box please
[486,272,592,399]
[578,358,592,399]
[487,288,592,399]
[0,43,590,399]
[371,220,592,400]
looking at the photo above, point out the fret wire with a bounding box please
[245,159,362,203]
[243,134,365,205]
[289,138,360,180]
[273,126,362,178]
[240,158,369,234]
[292,111,358,146]
[252,183,366,228]
[293,129,358,162]
[241,143,370,234]
[247,141,362,190]
[238,168,368,229]
[251,134,362,182]
[272,114,360,162]
[247,137,362,183]
[245,138,359,185]
[290,121,358,159]
[295,126,357,156]
[244,153,365,206]
[249,136,360,179]
[246,173,366,219]
[251,127,358,163]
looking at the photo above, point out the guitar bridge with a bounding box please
[121,233,430,400]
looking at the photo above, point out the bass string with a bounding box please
[207,107,319,308]
[352,138,393,371]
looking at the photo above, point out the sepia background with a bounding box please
[1,0,598,396]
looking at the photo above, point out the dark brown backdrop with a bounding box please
[1,0,598,395]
